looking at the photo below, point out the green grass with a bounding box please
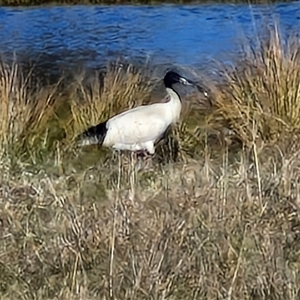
[1,26,300,300]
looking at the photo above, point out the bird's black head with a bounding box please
[163,70,195,89]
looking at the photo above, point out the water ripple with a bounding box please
[0,2,299,70]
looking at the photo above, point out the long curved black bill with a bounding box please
[195,84,209,98]
[191,81,212,107]
[188,79,209,99]
[179,76,210,99]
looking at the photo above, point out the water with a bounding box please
[0,2,300,75]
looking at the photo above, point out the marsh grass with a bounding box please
[1,143,300,300]
[210,26,300,148]
[1,28,300,300]
[0,61,65,162]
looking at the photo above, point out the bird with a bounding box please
[77,70,208,156]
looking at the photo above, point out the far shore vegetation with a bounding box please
[1,24,300,299]
[0,0,295,6]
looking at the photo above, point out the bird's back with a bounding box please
[104,103,171,147]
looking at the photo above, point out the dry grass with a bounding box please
[1,28,300,300]
[0,61,63,157]
[210,26,300,148]
[1,144,300,300]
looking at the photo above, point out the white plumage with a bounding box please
[102,88,181,154]
[78,70,208,155]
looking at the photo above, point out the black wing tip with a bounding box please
[77,120,108,146]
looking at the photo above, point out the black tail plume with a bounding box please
[77,121,108,146]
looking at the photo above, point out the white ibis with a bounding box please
[77,70,208,155]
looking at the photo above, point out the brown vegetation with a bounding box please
[0,27,300,300]
[211,27,300,149]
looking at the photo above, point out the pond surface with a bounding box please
[0,1,300,74]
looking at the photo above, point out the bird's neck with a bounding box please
[165,87,182,122]
[166,87,182,103]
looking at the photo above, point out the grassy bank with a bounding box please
[1,27,300,300]
[0,0,294,7]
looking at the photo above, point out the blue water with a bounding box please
[0,2,299,72]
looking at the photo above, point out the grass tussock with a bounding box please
[0,61,63,158]
[211,27,300,148]
[1,27,300,299]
